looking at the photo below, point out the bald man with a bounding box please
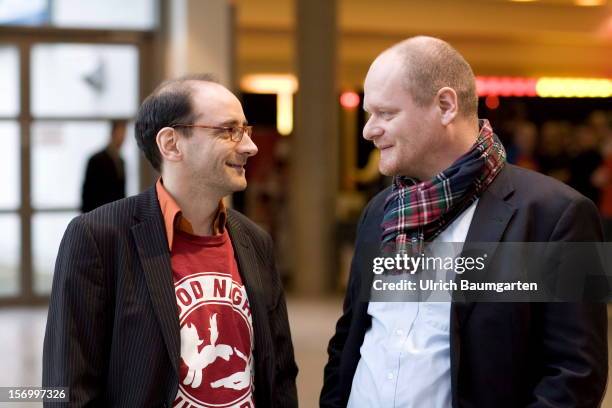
[44,74,298,408]
[321,37,607,407]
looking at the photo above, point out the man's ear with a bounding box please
[437,87,458,126]
[156,127,183,164]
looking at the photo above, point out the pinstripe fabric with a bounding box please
[227,213,299,408]
[43,186,298,408]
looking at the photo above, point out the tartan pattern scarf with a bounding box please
[380,119,506,255]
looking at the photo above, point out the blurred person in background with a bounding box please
[569,124,602,204]
[81,119,127,212]
[590,111,612,239]
[43,74,297,408]
[498,101,529,143]
[562,121,582,159]
[507,121,539,171]
[592,134,612,240]
[537,121,570,183]
[589,110,612,142]
[321,36,607,408]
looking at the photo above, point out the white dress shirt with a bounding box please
[348,200,478,408]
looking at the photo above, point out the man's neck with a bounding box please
[106,143,120,157]
[161,173,222,236]
[419,120,480,180]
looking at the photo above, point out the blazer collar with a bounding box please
[450,165,517,408]
[131,186,181,376]
[225,212,263,304]
[226,210,275,394]
[465,165,516,243]
[452,165,517,327]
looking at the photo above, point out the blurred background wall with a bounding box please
[0,0,610,406]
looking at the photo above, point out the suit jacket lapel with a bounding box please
[225,211,272,386]
[226,211,266,319]
[450,166,516,407]
[131,187,180,375]
[454,167,516,324]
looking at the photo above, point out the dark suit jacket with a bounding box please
[321,164,608,408]
[43,186,298,408]
[81,148,126,213]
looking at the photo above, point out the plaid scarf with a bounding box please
[381,119,506,255]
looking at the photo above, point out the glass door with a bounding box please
[0,26,157,304]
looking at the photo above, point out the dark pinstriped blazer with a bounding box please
[43,186,298,408]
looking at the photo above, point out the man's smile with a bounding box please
[226,161,246,170]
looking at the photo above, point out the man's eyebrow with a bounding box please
[219,119,249,127]
[363,101,380,111]
[365,104,395,112]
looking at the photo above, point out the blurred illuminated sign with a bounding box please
[241,74,298,136]
[476,76,612,98]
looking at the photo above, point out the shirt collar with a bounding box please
[155,178,227,251]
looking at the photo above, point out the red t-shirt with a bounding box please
[172,229,254,408]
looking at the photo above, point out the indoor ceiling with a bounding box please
[234,0,612,88]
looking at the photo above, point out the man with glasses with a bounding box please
[43,74,298,408]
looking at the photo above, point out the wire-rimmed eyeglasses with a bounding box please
[171,124,253,143]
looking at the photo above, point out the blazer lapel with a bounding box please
[450,166,516,407]
[225,211,267,320]
[225,211,272,387]
[131,187,180,375]
[454,167,516,324]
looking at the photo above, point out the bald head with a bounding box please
[363,36,481,179]
[150,73,221,103]
[135,73,226,171]
[385,36,478,119]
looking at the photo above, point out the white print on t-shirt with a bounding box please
[174,272,254,408]
[211,346,250,390]
[181,314,233,388]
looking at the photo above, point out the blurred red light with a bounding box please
[485,95,500,110]
[340,91,360,109]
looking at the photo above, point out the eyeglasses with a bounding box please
[171,124,253,143]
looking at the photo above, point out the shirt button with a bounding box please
[387,373,394,380]
[395,329,404,336]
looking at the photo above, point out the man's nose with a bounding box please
[363,120,383,141]
[238,134,258,157]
